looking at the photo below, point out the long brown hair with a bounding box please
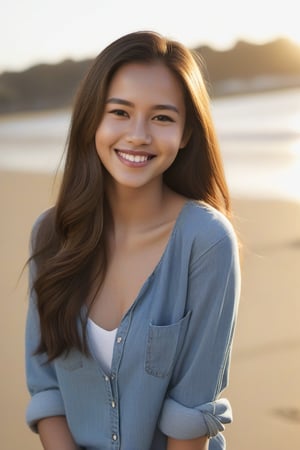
[31,31,231,360]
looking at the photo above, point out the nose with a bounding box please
[125,118,152,145]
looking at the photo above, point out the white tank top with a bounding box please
[87,318,117,373]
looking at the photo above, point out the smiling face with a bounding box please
[95,62,187,192]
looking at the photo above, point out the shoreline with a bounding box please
[1,169,300,450]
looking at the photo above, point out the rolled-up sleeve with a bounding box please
[159,397,232,439]
[159,229,240,440]
[25,213,65,432]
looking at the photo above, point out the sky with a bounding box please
[2,0,300,73]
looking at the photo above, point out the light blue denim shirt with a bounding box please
[25,201,240,450]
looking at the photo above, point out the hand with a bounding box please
[38,416,80,450]
[167,435,209,450]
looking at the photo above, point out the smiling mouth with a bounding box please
[116,150,155,164]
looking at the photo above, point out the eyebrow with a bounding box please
[106,97,180,114]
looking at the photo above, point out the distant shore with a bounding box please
[1,36,300,116]
[1,169,300,450]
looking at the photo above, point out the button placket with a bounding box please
[103,374,119,447]
[112,313,132,372]
[110,315,131,449]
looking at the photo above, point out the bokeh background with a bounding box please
[1,1,300,449]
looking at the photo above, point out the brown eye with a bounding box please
[153,114,174,122]
[109,109,129,117]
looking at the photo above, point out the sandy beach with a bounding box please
[1,169,300,450]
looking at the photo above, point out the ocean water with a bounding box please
[0,87,299,202]
[212,87,300,202]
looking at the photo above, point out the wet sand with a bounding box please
[1,169,299,449]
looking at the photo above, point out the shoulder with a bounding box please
[30,207,55,252]
[31,207,55,236]
[177,201,238,258]
[178,200,235,241]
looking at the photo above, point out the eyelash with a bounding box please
[153,114,174,122]
[108,109,175,123]
[109,109,128,117]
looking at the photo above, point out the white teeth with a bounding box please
[118,151,149,163]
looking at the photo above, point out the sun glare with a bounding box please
[281,13,300,45]
[283,27,300,46]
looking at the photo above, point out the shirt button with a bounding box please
[112,434,118,441]
[111,400,116,408]
[116,336,122,343]
[104,375,109,381]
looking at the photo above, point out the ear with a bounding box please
[179,126,192,149]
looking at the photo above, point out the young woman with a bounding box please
[25,31,240,450]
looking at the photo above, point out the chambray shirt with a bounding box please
[25,201,240,450]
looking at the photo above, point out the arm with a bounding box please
[25,213,73,445]
[167,436,209,450]
[159,229,240,443]
[38,417,80,450]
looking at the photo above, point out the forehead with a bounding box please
[107,62,185,105]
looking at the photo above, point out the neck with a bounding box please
[105,180,170,232]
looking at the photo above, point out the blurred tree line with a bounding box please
[1,37,300,115]
[0,59,92,114]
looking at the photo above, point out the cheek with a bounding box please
[94,127,109,164]
[95,119,120,148]
[158,129,184,153]
[95,125,108,151]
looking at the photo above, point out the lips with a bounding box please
[115,150,155,165]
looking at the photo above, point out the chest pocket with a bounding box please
[145,311,191,378]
